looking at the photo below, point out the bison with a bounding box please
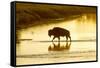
[48,27,71,42]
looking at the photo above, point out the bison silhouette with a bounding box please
[48,27,71,42]
[48,42,71,51]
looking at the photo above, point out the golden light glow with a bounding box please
[16,3,96,65]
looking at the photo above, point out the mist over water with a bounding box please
[16,14,96,65]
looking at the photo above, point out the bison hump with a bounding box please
[53,27,68,31]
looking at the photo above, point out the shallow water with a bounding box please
[16,14,96,65]
[16,41,96,65]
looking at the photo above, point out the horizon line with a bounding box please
[19,39,96,42]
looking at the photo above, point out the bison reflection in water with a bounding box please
[48,27,71,42]
[48,42,71,51]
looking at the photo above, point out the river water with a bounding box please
[16,14,96,65]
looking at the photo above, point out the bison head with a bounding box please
[48,29,52,37]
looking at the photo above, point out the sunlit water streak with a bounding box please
[16,14,96,65]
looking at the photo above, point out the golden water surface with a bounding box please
[16,14,96,65]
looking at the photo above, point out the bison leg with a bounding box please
[58,37,60,43]
[52,36,56,42]
[66,36,68,42]
[69,36,71,42]
[69,36,71,45]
